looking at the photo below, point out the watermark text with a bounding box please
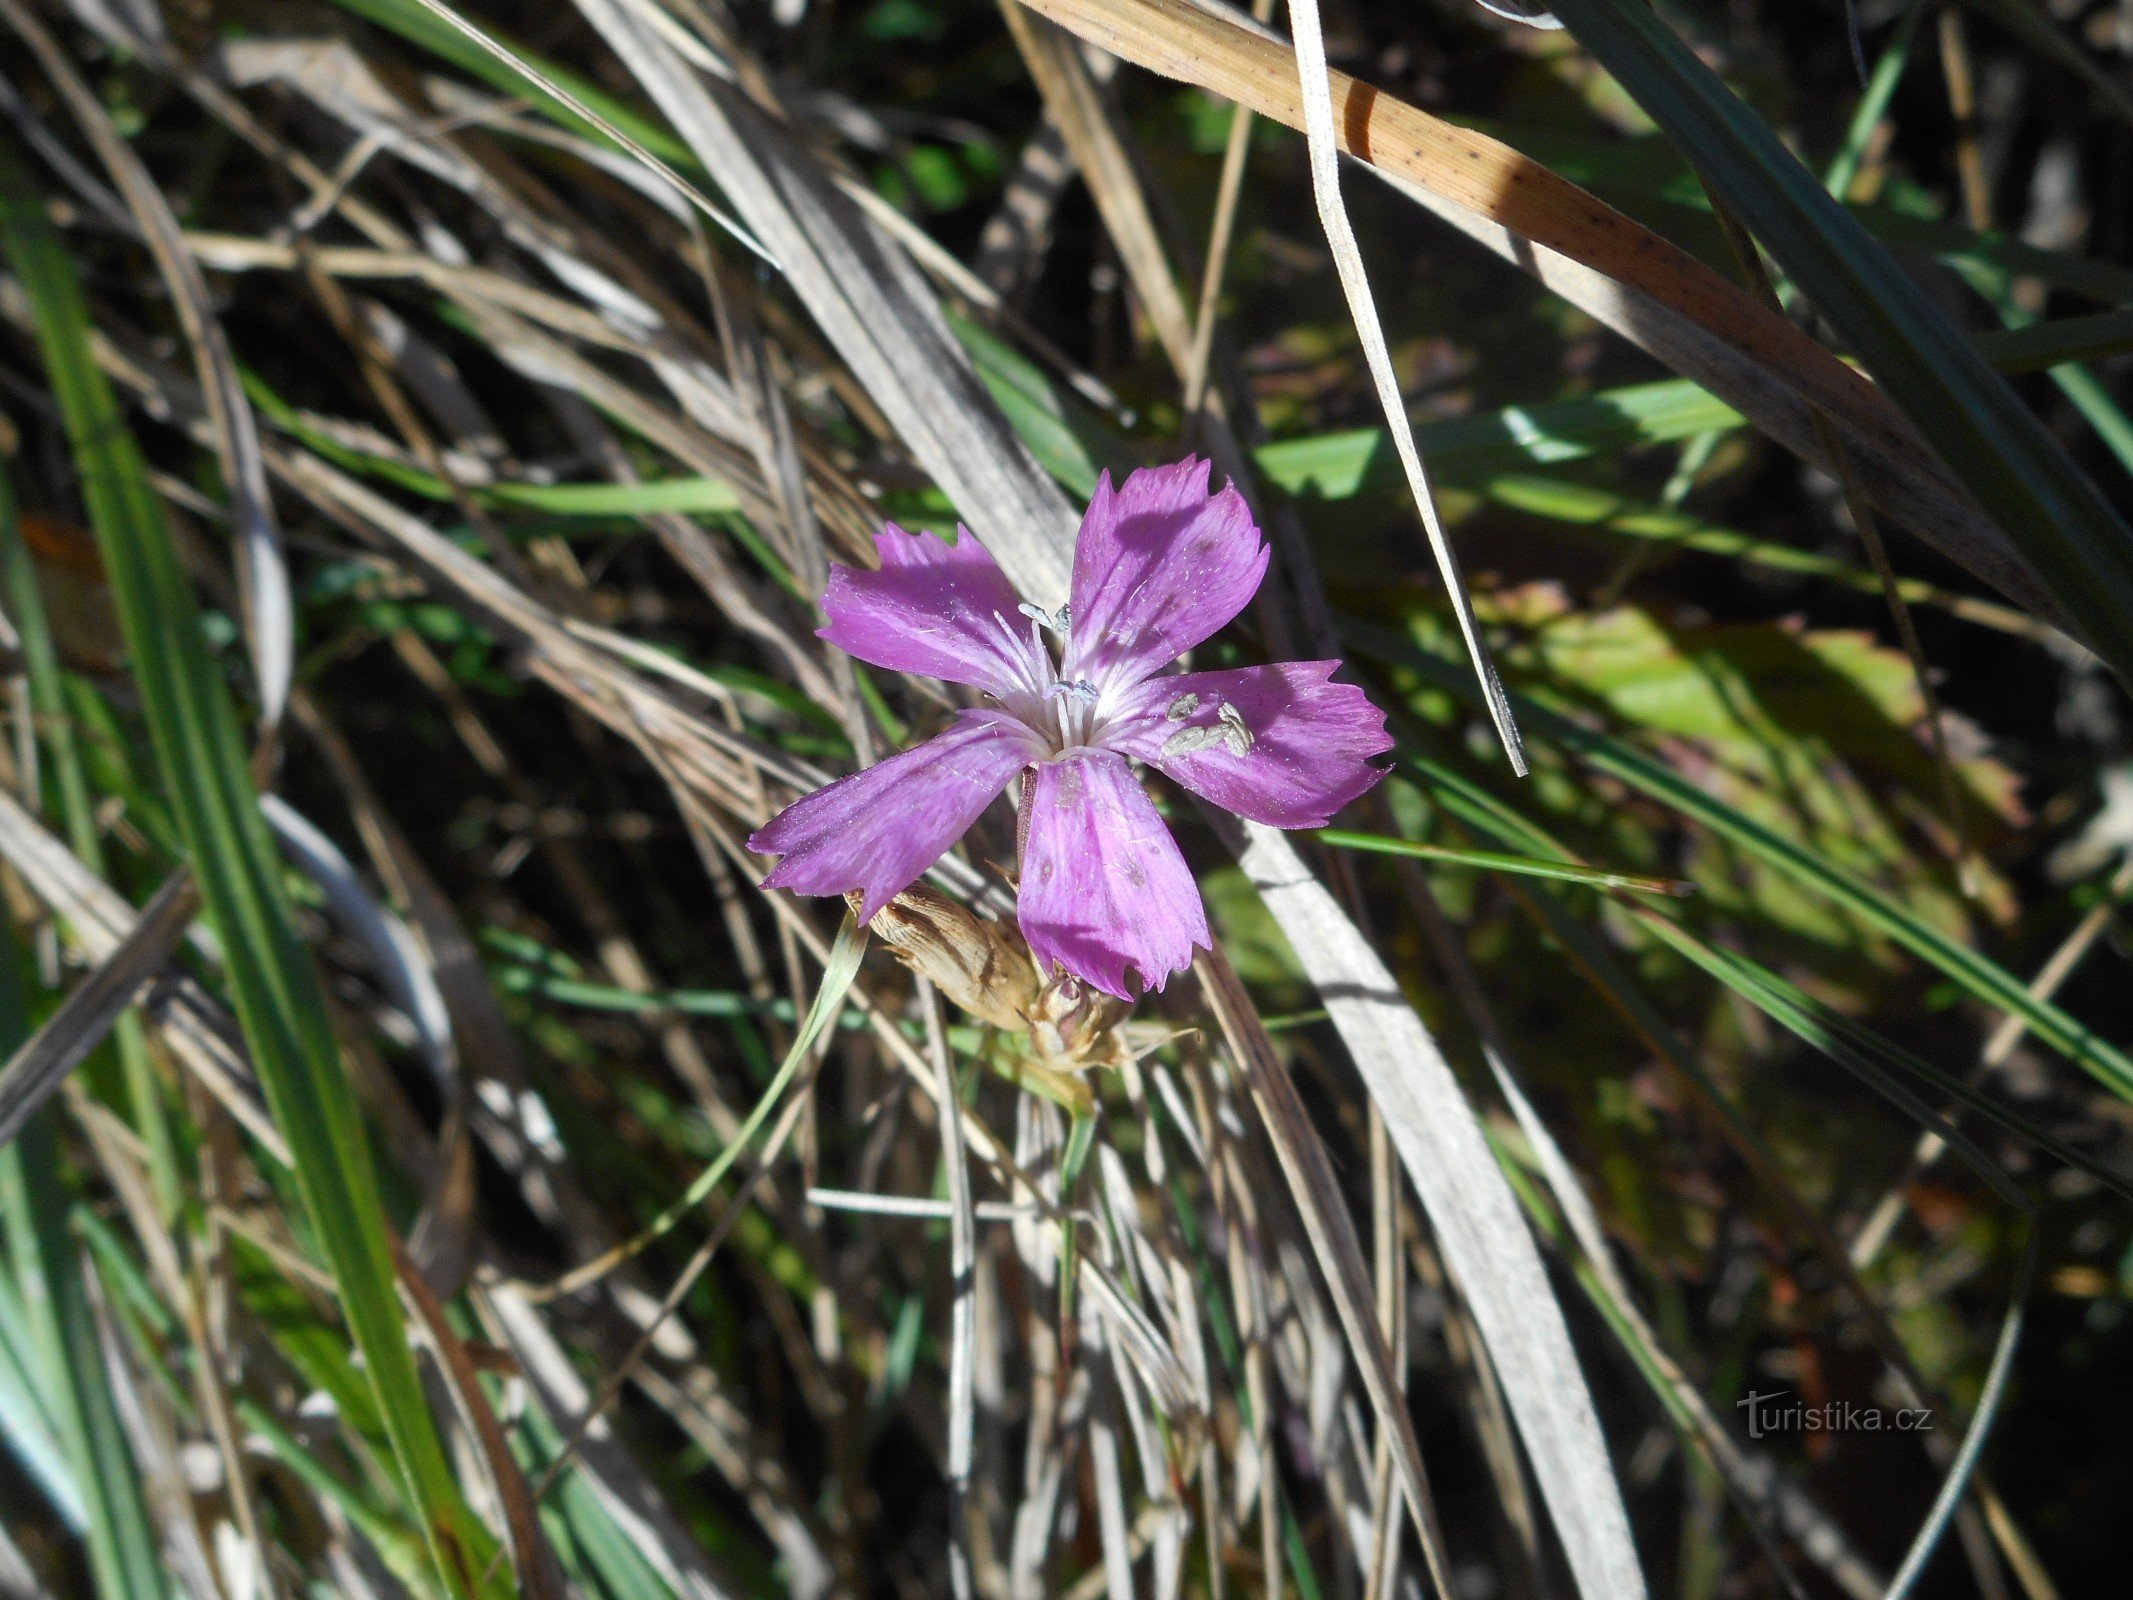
[1736,1390,1934,1440]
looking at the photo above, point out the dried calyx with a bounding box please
[850,885,1136,1111]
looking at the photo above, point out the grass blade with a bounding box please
[541,909,867,1297]
[1289,0,1525,771]
[0,873,197,1152]
[0,933,165,1600]
[1317,829,1692,896]
[1353,621,2133,1105]
[1545,0,2133,680]
[0,134,498,1598]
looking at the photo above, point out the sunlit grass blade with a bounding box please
[1257,378,1743,496]
[0,135,499,1598]
[1474,474,2045,638]
[1545,0,2133,681]
[1255,316,2133,506]
[1317,828,1692,896]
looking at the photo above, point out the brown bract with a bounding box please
[854,886,1131,1106]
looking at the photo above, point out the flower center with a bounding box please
[992,606,1106,755]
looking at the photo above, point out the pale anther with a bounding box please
[1161,724,1230,759]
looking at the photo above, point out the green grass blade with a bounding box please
[1316,828,1692,896]
[1250,309,2115,504]
[0,463,181,1215]
[1256,378,1743,497]
[0,136,498,1598]
[1546,0,2133,681]
[1823,0,1928,199]
[1631,908,2129,1203]
[0,1265,86,1529]
[1476,473,2042,634]
[1352,621,2133,1105]
[328,0,694,171]
[545,909,867,1295]
[1975,308,2133,374]
[0,934,165,1600]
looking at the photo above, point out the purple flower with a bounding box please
[747,459,1393,999]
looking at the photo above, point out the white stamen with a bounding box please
[1166,693,1200,722]
[1018,600,1074,638]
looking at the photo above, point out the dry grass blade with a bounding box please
[521,7,1650,1572]
[395,0,771,265]
[1285,0,1525,771]
[1196,944,1455,1599]
[1009,0,2063,630]
[392,1244,566,1600]
[262,795,455,1088]
[0,871,197,1151]
[568,0,1077,601]
[0,786,284,1160]
[0,0,291,730]
[1853,852,2133,1267]
[998,3,1195,369]
[482,1285,746,1600]
[924,982,979,1600]
[1216,820,1648,1600]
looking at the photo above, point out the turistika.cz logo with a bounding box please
[1736,1390,1935,1440]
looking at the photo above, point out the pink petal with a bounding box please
[1018,751,1209,999]
[1106,662,1392,829]
[1064,460,1269,693]
[819,523,1036,696]
[749,710,1040,920]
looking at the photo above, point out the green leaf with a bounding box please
[1255,378,1744,497]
